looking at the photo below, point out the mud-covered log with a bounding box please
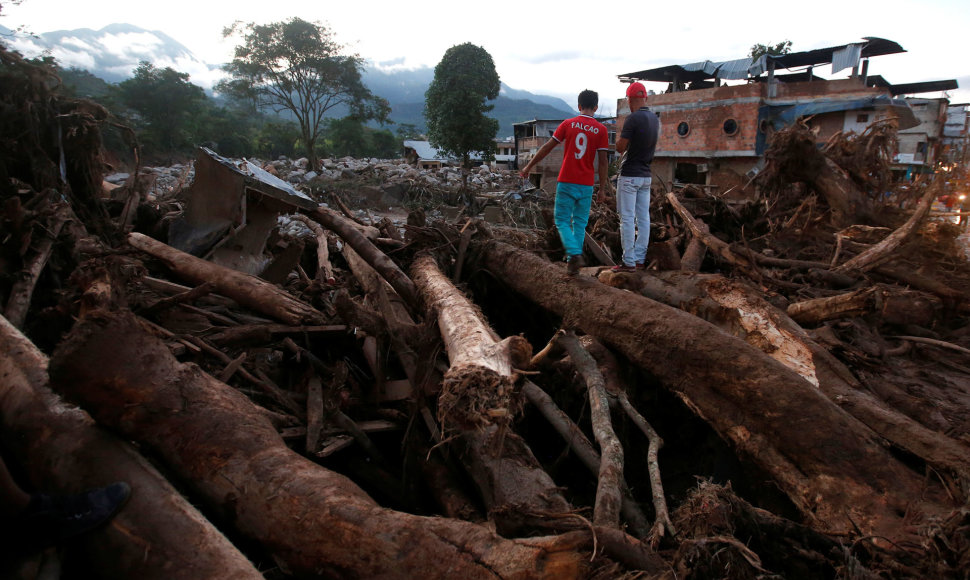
[344,247,575,533]
[49,309,587,579]
[482,239,952,539]
[127,232,327,325]
[834,181,939,274]
[599,268,970,482]
[3,205,69,328]
[787,284,939,327]
[0,315,261,580]
[411,253,531,432]
[410,253,574,534]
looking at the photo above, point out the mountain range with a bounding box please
[0,23,577,137]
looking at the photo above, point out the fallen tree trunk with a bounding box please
[411,253,531,433]
[49,309,588,579]
[787,284,939,327]
[127,232,327,325]
[834,180,939,274]
[598,268,970,483]
[0,314,261,580]
[410,253,574,534]
[482,239,952,540]
[3,204,69,328]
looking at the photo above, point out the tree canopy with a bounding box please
[424,43,500,169]
[749,40,793,60]
[220,18,389,170]
[116,61,207,152]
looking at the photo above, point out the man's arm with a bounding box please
[518,138,560,178]
[615,136,630,154]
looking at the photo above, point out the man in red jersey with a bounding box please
[519,90,612,276]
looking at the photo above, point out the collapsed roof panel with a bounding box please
[618,37,906,84]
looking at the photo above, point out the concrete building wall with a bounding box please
[615,78,894,193]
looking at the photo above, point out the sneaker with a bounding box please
[19,482,131,546]
[636,262,646,270]
[611,263,636,273]
[566,254,585,276]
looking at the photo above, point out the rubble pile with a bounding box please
[2,44,970,579]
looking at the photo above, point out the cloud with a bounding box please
[60,35,96,52]
[50,46,98,69]
[99,31,163,59]
[5,36,46,56]
[377,56,405,68]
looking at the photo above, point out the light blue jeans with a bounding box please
[554,182,594,258]
[616,176,652,266]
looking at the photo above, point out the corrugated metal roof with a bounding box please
[831,43,863,74]
[618,37,906,84]
[403,140,447,161]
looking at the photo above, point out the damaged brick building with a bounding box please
[616,37,958,195]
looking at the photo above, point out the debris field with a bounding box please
[2,44,970,580]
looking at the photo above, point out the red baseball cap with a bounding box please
[626,82,647,98]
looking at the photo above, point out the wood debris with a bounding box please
[2,43,970,579]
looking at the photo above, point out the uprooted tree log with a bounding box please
[48,308,590,579]
[410,253,576,534]
[127,232,328,325]
[761,121,873,227]
[599,268,970,484]
[0,314,263,579]
[479,238,953,539]
[834,178,940,274]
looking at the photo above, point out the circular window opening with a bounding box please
[677,121,690,137]
[723,119,739,136]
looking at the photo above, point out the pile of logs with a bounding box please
[2,45,970,579]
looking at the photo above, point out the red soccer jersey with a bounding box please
[552,114,610,186]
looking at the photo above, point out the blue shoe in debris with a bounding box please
[19,482,131,546]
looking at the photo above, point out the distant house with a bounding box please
[493,138,516,170]
[893,97,949,179]
[942,103,969,167]
[403,140,448,170]
[615,38,957,194]
[512,118,616,191]
[403,139,514,170]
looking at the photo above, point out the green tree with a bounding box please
[424,42,499,184]
[221,18,389,171]
[749,40,793,60]
[325,117,369,158]
[370,128,399,159]
[116,61,207,153]
[395,123,421,140]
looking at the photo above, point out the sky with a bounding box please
[3,0,969,114]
